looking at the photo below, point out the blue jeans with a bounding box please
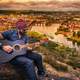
[10,50,45,80]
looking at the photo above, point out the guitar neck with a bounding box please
[26,20,36,30]
[25,41,42,50]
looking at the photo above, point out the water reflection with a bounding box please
[31,24,80,53]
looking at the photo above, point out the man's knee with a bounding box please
[33,52,42,61]
[16,57,33,66]
[37,54,42,61]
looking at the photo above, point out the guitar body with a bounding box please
[0,40,27,64]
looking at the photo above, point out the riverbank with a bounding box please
[36,41,80,80]
[28,31,80,79]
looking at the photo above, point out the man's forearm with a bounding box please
[0,33,4,40]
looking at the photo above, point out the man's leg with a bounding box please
[9,56,37,80]
[26,50,45,76]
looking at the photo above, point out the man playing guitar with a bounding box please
[0,19,46,80]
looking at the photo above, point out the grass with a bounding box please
[35,40,80,72]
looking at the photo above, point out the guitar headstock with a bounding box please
[26,20,36,30]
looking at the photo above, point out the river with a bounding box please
[31,23,80,53]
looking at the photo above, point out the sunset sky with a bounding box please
[0,0,80,11]
[0,0,80,3]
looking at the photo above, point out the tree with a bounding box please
[77,31,80,38]
[73,31,76,37]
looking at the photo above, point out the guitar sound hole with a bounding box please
[14,45,20,50]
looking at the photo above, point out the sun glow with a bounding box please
[58,0,80,2]
[0,0,79,3]
[0,0,52,3]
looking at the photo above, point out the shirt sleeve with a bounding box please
[0,40,7,49]
[1,30,12,39]
[0,40,3,49]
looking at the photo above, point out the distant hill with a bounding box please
[0,10,80,15]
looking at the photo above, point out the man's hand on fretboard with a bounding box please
[27,39,48,50]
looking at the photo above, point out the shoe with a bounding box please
[38,75,46,80]
[38,73,48,80]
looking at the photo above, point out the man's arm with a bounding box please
[0,31,13,53]
[0,30,9,48]
[0,33,4,40]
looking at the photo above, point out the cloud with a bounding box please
[0,0,53,3]
[0,0,80,11]
[0,0,80,3]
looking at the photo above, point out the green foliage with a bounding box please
[66,57,80,68]
[43,41,58,49]
[26,31,41,38]
[38,41,79,70]
[26,31,48,41]
[45,57,68,72]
